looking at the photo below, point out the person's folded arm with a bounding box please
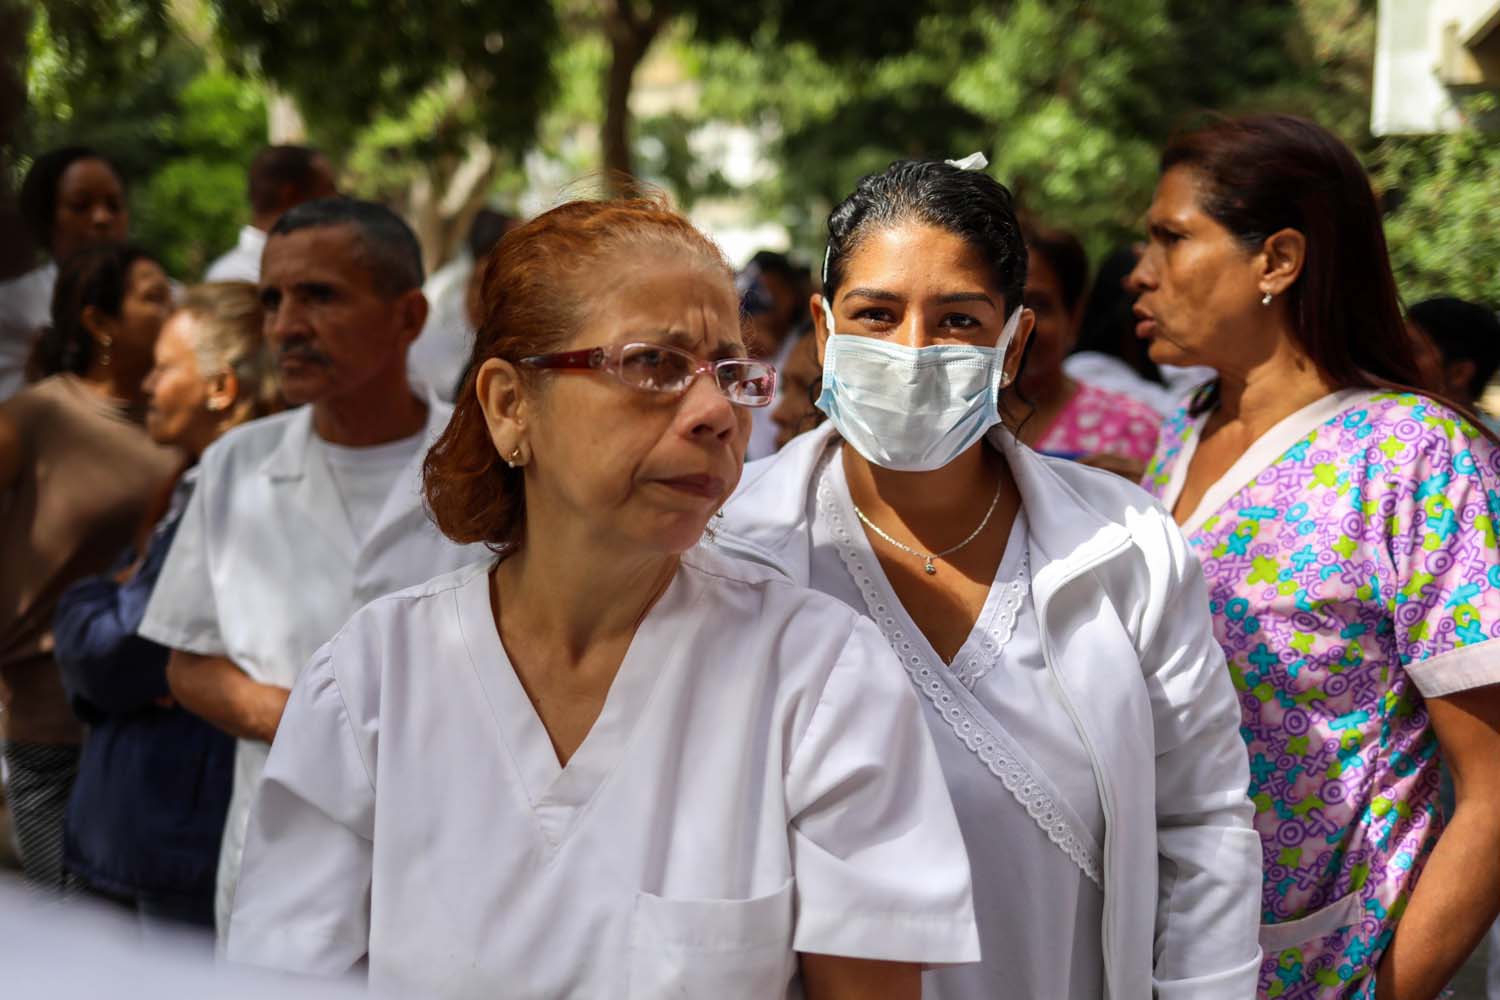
[53,574,171,715]
[166,649,290,744]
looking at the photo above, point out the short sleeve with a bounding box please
[226,645,374,975]
[1386,414,1500,699]
[138,466,226,656]
[783,615,979,965]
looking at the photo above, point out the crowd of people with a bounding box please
[2,111,1500,1000]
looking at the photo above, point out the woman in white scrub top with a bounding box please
[714,158,1262,999]
[225,196,980,998]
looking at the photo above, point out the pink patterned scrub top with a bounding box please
[1034,380,1162,463]
[1143,388,1500,999]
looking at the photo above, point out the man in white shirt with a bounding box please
[202,146,337,285]
[140,197,485,937]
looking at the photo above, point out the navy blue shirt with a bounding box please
[54,470,233,903]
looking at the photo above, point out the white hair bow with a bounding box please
[945,152,989,171]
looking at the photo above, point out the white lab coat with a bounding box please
[226,548,980,997]
[713,423,1263,1000]
[139,395,487,937]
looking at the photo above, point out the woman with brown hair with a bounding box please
[53,282,278,931]
[1135,113,1500,999]
[0,243,178,891]
[224,196,979,997]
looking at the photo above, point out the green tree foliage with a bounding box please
[211,0,558,158]
[1377,96,1500,305]
[693,0,1380,260]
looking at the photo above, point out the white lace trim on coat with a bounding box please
[817,468,1104,889]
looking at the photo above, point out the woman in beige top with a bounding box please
[0,242,179,890]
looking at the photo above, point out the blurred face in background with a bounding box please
[53,158,129,261]
[86,258,172,374]
[1019,251,1080,394]
[143,310,219,454]
[771,333,822,450]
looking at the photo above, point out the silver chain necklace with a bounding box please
[850,478,1005,575]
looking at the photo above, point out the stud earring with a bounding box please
[1261,292,1273,307]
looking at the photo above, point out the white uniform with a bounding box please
[715,423,1263,1000]
[202,226,267,285]
[407,251,474,401]
[139,396,486,937]
[226,547,980,997]
[0,262,55,402]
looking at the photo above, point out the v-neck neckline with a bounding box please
[823,451,1028,673]
[1163,388,1378,537]
[455,558,694,849]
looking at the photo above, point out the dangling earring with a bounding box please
[98,333,113,368]
[505,446,523,469]
[1261,292,1273,307]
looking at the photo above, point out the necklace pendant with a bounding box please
[924,558,937,575]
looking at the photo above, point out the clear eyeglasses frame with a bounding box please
[518,341,778,408]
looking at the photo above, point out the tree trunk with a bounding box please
[601,2,667,195]
[408,143,497,277]
[0,0,33,278]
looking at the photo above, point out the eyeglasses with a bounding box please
[518,342,778,407]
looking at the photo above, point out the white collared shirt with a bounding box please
[226,549,980,996]
[139,395,487,936]
[203,226,268,284]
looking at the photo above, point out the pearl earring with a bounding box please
[1261,292,1273,306]
[505,446,523,469]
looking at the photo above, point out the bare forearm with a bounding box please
[799,954,920,1000]
[165,651,290,744]
[1375,804,1500,999]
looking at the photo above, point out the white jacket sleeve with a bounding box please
[226,645,374,976]
[1137,511,1263,998]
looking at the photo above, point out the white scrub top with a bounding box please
[811,452,1106,1000]
[139,396,487,936]
[227,548,981,998]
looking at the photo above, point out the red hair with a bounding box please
[423,195,733,548]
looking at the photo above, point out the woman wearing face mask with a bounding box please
[52,282,278,931]
[0,243,179,890]
[223,197,979,998]
[1135,114,1500,1000]
[0,147,130,401]
[716,158,1261,999]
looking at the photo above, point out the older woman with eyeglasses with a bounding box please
[224,196,979,999]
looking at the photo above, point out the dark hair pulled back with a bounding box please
[823,160,1028,314]
[34,243,155,377]
[1162,114,1441,417]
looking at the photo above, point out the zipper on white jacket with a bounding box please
[1033,534,1132,1000]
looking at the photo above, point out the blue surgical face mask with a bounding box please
[815,297,1022,472]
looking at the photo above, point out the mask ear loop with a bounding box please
[994,307,1023,388]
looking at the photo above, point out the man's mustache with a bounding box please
[277,341,332,366]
